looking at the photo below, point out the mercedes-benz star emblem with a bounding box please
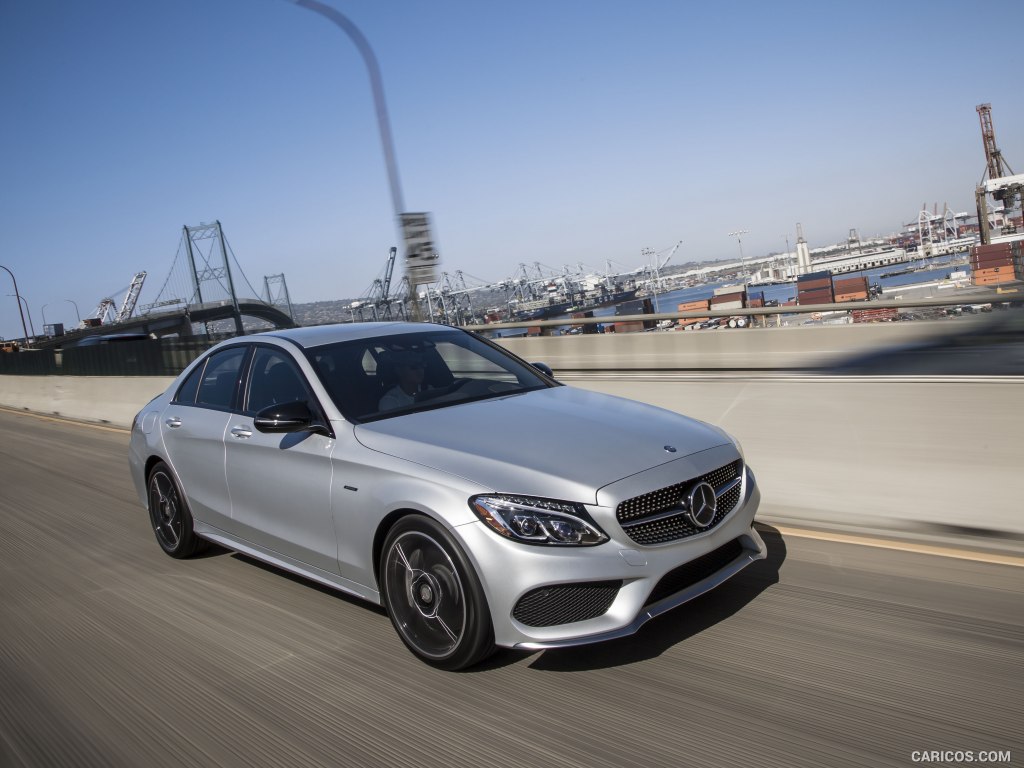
[686,481,718,528]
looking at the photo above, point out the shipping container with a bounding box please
[834,292,869,303]
[833,276,869,292]
[798,270,832,282]
[711,300,744,311]
[710,291,746,305]
[970,268,1011,280]
[971,252,1014,264]
[713,285,747,297]
[972,243,1012,256]
[616,298,654,316]
[611,321,645,334]
[797,279,832,291]
[677,300,710,311]
[973,274,1017,286]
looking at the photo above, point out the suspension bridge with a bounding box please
[34,221,297,348]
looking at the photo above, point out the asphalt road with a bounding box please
[1,408,1021,768]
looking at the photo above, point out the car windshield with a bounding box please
[304,328,555,422]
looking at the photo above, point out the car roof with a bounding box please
[255,322,461,349]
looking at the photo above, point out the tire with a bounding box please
[147,461,206,559]
[380,516,495,670]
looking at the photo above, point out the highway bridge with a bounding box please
[32,299,296,349]
[1,326,1022,767]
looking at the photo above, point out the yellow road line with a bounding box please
[0,405,129,434]
[764,523,1024,568]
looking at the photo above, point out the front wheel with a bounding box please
[147,461,206,559]
[380,516,494,670]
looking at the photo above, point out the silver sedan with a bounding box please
[129,322,765,669]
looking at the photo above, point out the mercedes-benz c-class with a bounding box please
[129,322,765,669]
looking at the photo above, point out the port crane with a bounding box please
[975,103,1022,244]
[87,271,148,326]
[355,247,408,321]
[115,271,147,323]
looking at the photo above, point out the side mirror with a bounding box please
[254,400,327,434]
[530,362,554,378]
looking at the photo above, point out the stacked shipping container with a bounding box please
[832,275,870,303]
[971,241,1023,286]
[676,299,710,327]
[797,271,834,306]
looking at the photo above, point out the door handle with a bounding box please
[165,417,181,428]
[230,426,253,439]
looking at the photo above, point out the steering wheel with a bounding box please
[444,377,471,394]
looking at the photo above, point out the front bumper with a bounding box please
[455,464,764,649]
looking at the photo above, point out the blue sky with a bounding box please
[2,0,1022,338]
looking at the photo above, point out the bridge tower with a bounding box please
[183,221,244,335]
[263,273,294,320]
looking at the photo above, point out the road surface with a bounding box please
[1,408,1020,767]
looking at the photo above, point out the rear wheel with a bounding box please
[380,516,494,670]
[147,461,205,558]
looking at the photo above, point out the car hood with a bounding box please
[353,386,729,504]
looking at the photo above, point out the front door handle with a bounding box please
[165,417,182,429]
[230,425,253,439]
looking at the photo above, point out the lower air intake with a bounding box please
[512,581,621,627]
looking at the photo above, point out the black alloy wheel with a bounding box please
[380,516,494,670]
[147,461,205,559]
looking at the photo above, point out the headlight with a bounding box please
[469,495,608,546]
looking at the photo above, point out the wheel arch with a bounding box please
[144,454,169,482]
[372,508,427,588]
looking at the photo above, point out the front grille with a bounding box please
[616,460,743,546]
[512,581,621,627]
[644,538,744,607]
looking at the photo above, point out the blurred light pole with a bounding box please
[1,264,30,343]
[728,230,750,278]
[7,293,36,338]
[65,299,81,324]
[42,303,50,327]
[288,0,405,221]
[288,0,435,319]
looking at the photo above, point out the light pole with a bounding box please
[7,294,36,338]
[288,1,405,228]
[1,264,30,343]
[42,303,49,328]
[727,230,750,279]
[288,0,435,320]
[65,299,81,324]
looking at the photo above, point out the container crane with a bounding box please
[975,103,1023,244]
[115,271,147,323]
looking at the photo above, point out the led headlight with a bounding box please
[470,495,608,546]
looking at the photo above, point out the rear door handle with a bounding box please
[165,417,181,428]
[230,426,253,439]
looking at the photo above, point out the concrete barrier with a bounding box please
[560,373,1024,539]
[0,375,171,427]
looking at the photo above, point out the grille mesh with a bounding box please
[616,460,743,546]
[644,538,745,607]
[512,581,621,627]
